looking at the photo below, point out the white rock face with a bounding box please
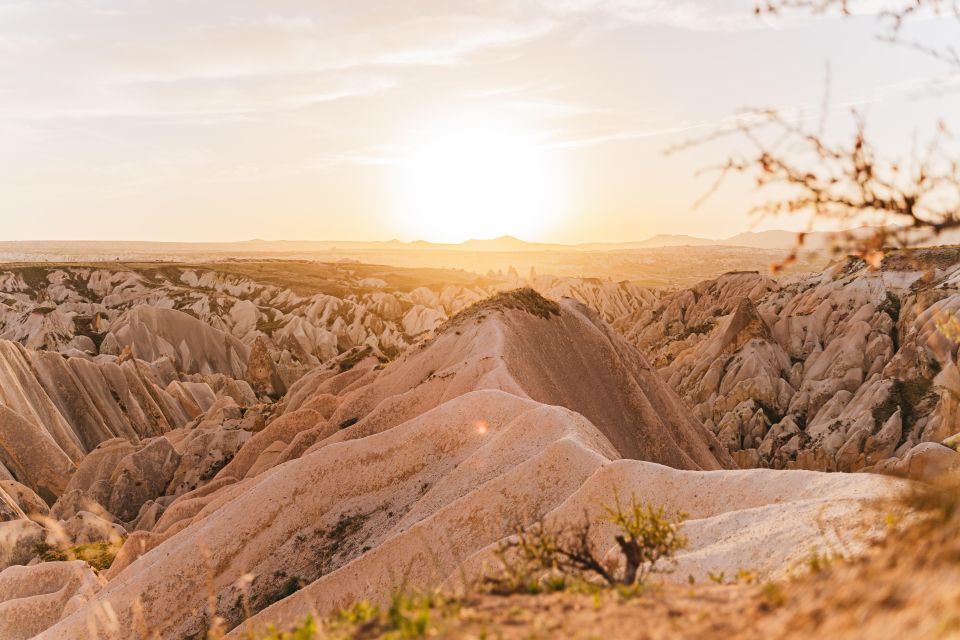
[0,263,519,578]
[25,291,897,640]
[0,561,105,640]
[401,305,446,336]
[108,306,251,379]
[0,257,950,639]
[616,249,960,473]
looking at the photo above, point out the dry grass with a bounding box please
[485,494,687,594]
[34,540,124,573]
[440,288,560,333]
[239,475,960,639]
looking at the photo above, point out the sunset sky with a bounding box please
[2,0,959,243]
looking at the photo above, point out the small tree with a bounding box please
[487,492,687,592]
[605,493,688,585]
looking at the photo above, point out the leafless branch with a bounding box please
[756,0,960,69]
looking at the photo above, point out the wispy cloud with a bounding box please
[545,119,722,149]
[3,0,959,242]
[0,1,559,124]
[541,0,765,32]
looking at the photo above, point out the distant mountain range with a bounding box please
[244,228,960,252]
[4,227,959,257]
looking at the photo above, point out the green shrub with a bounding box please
[760,582,787,609]
[486,491,688,593]
[604,493,688,585]
[318,591,455,639]
[247,615,318,640]
[805,549,834,574]
[902,473,960,525]
[337,601,380,625]
[34,540,123,573]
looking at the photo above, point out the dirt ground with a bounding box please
[330,490,960,640]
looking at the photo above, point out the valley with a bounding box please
[0,252,956,638]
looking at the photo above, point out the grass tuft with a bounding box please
[34,540,123,573]
[441,288,561,333]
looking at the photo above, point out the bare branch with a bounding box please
[680,105,960,269]
[756,0,960,70]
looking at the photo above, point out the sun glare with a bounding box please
[393,118,563,243]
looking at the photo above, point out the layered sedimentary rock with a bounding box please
[620,249,960,475]
[0,561,105,640]
[2,254,954,639]
[23,291,895,640]
[0,264,502,375]
[105,306,250,379]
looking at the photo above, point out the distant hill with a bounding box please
[721,230,806,249]
[4,227,959,261]
[719,227,960,250]
[577,234,716,251]
[457,236,572,252]
[578,231,817,251]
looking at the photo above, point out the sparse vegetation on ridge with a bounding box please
[34,539,124,573]
[234,476,960,639]
[233,494,691,639]
[485,492,688,595]
[439,288,561,333]
[337,346,376,372]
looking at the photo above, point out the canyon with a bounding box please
[0,252,956,638]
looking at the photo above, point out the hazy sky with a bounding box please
[2,0,959,243]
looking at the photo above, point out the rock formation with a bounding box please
[12,289,896,640]
[618,249,960,475]
[0,256,953,639]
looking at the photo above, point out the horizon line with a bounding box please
[0,228,874,248]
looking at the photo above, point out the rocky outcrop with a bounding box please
[621,252,960,474]
[0,339,250,503]
[0,405,77,504]
[0,264,511,374]
[0,519,47,569]
[106,437,181,523]
[33,290,897,640]
[320,291,731,470]
[106,306,250,379]
[0,561,105,640]
[0,480,48,523]
[60,511,126,546]
[244,335,287,399]
[870,442,960,483]
[166,425,251,496]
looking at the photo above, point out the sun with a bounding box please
[392,117,563,243]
